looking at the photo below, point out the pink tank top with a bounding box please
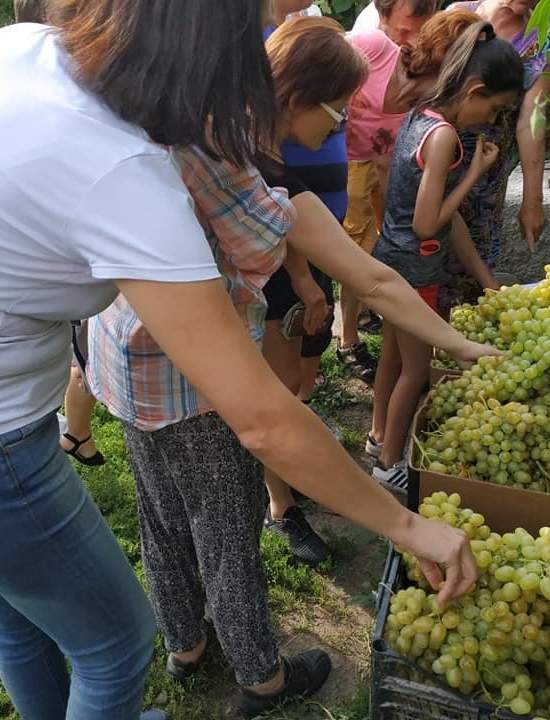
[346,30,406,163]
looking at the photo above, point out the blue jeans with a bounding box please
[0,411,156,719]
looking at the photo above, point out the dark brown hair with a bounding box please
[421,21,524,108]
[374,0,438,20]
[51,0,277,168]
[266,16,368,110]
[14,0,45,22]
[401,10,479,77]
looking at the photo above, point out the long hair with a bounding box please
[50,0,276,168]
[266,16,368,110]
[401,10,480,78]
[421,21,524,108]
[14,0,45,22]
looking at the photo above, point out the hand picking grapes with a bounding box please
[387,492,550,718]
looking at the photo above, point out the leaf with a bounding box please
[331,0,357,13]
[530,101,547,139]
[526,0,550,48]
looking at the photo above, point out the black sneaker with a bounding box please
[166,652,203,683]
[239,650,332,719]
[265,506,329,566]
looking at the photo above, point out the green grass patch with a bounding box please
[339,426,363,450]
[359,332,382,360]
[0,0,13,26]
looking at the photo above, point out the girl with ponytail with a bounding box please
[369,21,524,491]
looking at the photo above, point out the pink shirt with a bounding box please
[346,30,406,163]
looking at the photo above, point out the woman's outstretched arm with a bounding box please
[118,275,477,605]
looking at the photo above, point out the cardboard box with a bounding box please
[408,395,550,535]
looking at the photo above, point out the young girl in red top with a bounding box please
[369,21,524,491]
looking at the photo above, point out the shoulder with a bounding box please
[418,121,459,169]
[349,29,397,63]
[178,145,255,191]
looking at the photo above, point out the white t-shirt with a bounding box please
[289,5,323,18]
[352,2,381,33]
[0,24,220,433]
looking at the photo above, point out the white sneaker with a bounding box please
[57,412,67,435]
[372,461,408,495]
[365,434,383,459]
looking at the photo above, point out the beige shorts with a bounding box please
[343,161,383,254]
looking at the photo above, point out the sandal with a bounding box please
[358,312,382,334]
[63,432,105,467]
[336,341,375,368]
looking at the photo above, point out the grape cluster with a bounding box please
[417,267,550,491]
[386,492,550,717]
[418,396,550,492]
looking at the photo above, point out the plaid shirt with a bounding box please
[87,146,294,431]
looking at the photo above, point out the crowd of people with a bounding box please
[0,0,547,718]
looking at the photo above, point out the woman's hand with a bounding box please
[392,512,478,606]
[290,274,330,335]
[450,338,502,369]
[519,199,545,253]
[469,135,499,181]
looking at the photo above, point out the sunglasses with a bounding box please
[320,103,348,128]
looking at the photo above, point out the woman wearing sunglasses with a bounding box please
[261,17,354,567]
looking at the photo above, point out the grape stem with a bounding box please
[412,434,431,470]
[535,461,550,492]
[477,661,501,706]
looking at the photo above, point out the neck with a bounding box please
[431,104,457,125]
[272,8,286,25]
[274,113,291,148]
[390,61,428,107]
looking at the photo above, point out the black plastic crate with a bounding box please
[370,546,534,720]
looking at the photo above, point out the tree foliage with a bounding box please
[315,0,369,29]
[525,0,550,136]
[0,0,13,26]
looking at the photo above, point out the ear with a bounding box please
[462,77,487,97]
[288,93,301,112]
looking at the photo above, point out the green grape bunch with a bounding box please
[416,267,550,492]
[386,492,550,718]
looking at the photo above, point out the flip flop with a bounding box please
[63,432,105,467]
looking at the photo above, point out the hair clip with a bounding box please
[478,24,496,42]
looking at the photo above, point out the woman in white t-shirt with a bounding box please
[0,1,495,718]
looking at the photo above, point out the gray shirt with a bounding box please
[0,24,219,433]
[373,109,465,288]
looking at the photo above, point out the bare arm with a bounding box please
[288,192,498,365]
[516,72,549,251]
[117,276,477,604]
[413,129,498,240]
[449,213,499,290]
[282,243,329,335]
